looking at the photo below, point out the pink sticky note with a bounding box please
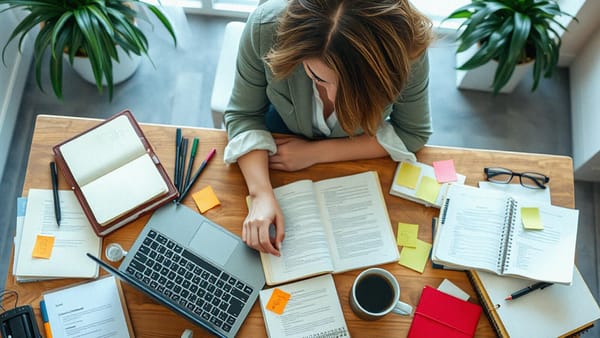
[433,160,457,183]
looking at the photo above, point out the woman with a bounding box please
[224,0,433,256]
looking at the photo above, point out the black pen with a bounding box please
[505,281,553,300]
[50,161,61,227]
[174,128,182,192]
[176,148,216,204]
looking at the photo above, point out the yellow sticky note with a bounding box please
[395,162,421,189]
[521,207,543,230]
[397,222,419,248]
[415,176,441,204]
[398,239,432,273]
[192,186,221,213]
[32,234,55,259]
[266,288,291,315]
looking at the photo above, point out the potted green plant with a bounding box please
[445,0,575,94]
[0,0,177,100]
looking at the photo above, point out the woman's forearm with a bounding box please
[237,150,273,196]
[313,134,389,164]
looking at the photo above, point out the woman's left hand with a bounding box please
[270,136,317,171]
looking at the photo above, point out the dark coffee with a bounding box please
[355,274,395,313]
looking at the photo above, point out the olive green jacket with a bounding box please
[224,0,432,153]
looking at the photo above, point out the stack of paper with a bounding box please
[13,189,102,282]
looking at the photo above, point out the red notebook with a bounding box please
[408,285,482,338]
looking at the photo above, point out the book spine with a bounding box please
[440,198,450,224]
[497,198,516,274]
[466,270,507,338]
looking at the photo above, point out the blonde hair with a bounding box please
[266,0,433,136]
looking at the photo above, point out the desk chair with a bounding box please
[210,21,245,129]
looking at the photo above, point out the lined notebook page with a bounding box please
[81,154,168,225]
[60,115,146,186]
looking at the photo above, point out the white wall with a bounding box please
[558,0,600,66]
[0,7,33,181]
[570,21,600,181]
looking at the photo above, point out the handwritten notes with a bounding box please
[192,185,221,213]
[521,207,543,230]
[266,288,291,315]
[32,234,55,259]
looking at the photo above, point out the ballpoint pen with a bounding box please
[177,138,188,192]
[50,161,61,227]
[176,148,216,204]
[40,300,53,338]
[183,137,199,189]
[174,128,182,192]
[505,281,553,300]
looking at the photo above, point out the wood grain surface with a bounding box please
[4,115,574,337]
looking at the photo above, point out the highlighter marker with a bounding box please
[40,300,53,338]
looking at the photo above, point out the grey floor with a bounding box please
[1,13,599,336]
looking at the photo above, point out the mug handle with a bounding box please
[392,300,413,316]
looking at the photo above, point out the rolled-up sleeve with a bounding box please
[224,130,277,164]
[387,51,432,152]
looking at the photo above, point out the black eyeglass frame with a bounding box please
[484,167,550,189]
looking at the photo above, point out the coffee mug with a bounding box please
[349,268,413,320]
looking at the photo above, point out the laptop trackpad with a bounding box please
[189,223,237,266]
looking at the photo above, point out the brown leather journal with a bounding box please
[52,109,178,236]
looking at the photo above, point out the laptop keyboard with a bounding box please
[125,229,253,334]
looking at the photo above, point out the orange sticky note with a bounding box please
[192,185,221,213]
[32,234,55,259]
[266,288,291,315]
[396,162,421,189]
[433,159,458,183]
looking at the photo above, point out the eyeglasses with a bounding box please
[484,167,549,189]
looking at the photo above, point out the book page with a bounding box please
[81,153,168,225]
[43,276,133,337]
[60,115,146,186]
[259,274,348,338]
[263,180,334,284]
[504,203,578,284]
[14,189,101,278]
[315,171,399,272]
[432,184,508,273]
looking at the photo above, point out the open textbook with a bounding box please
[432,184,579,284]
[259,171,399,285]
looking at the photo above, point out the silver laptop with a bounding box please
[88,203,265,338]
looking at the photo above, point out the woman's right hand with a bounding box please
[242,190,285,256]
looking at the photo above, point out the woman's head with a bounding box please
[266,0,433,135]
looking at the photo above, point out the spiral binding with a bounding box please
[503,198,518,271]
[496,198,516,273]
[303,327,349,338]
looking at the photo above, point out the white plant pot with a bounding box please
[68,46,142,86]
[456,45,533,94]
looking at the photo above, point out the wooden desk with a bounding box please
[4,115,575,337]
